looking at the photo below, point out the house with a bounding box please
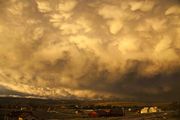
[88,111,98,117]
[140,107,149,114]
[96,110,109,117]
[88,108,125,117]
[149,106,158,113]
[5,111,39,120]
[140,106,161,114]
[109,108,125,117]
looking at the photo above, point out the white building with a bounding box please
[140,106,161,114]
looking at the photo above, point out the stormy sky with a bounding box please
[0,0,180,101]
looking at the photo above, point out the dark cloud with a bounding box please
[0,0,179,101]
[0,85,32,97]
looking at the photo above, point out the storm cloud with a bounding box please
[0,0,180,101]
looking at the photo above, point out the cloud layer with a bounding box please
[0,0,180,101]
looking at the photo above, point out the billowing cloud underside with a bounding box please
[0,0,180,101]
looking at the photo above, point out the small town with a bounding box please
[0,98,179,120]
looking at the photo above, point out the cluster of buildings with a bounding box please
[2,111,39,120]
[0,105,163,119]
[88,108,125,117]
[140,106,162,114]
[75,108,125,117]
[75,106,162,118]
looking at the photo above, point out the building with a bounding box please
[88,108,125,117]
[88,111,98,117]
[5,111,39,120]
[140,106,161,114]
[109,108,125,116]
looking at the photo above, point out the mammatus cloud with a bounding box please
[0,0,179,101]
